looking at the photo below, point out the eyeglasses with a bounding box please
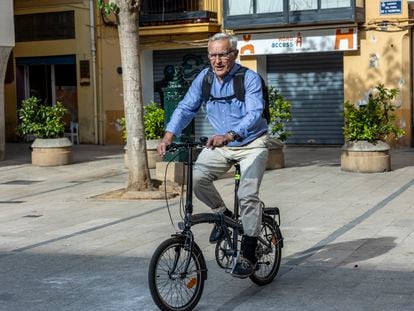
[208,50,237,60]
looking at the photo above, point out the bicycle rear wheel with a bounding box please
[148,236,207,311]
[250,216,282,286]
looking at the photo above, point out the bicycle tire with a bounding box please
[249,216,282,286]
[148,236,207,311]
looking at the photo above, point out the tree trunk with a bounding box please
[113,0,153,191]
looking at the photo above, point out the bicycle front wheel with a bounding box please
[250,216,282,286]
[148,237,206,311]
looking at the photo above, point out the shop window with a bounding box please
[228,0,283,16]
[321,0,351,9]
[290,0,317,11]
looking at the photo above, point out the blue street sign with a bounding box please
[380,0,402,15]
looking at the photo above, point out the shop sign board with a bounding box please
[238,28,357,56]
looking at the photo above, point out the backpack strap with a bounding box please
[261,77,270,123]
[233,66,248,101]
[201,69,214,102]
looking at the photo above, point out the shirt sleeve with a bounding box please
[165,69,207,136]
[232,70,264,139]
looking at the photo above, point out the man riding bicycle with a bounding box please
[157,32,268,279]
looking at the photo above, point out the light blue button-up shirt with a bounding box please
[165,63,268,147]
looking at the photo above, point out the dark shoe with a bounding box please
[231,257,256,279]
[209,209,233,243]
[209,224,224,243]
[241,235,258,264]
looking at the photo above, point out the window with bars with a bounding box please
[15,11,75,42]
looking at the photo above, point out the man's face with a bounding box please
[208,39,238,80]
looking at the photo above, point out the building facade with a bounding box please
[5,0,97,144]
[3,0,413,147]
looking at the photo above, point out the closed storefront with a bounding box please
[267,52,344,145]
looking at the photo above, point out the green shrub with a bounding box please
[17,96,67,139]
[144,101,164,140]
[343,84,405,142]
[268,86,292,142]
[118,116,127,143]
[119,101,164,142]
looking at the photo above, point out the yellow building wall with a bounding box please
[344,0,412,146]
[95,20,124,144]
[5,0,96,143]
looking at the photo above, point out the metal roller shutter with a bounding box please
[267,52,344,145]
[153,49,214,138]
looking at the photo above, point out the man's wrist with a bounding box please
[162,131,174,144]
[227,130,240,142]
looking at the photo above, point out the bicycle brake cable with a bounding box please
[163,149,185,231]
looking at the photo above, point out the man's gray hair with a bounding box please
[209,33,238,50]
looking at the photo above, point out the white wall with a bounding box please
[0,0,14,47]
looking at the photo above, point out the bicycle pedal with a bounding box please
[224,266,232,273]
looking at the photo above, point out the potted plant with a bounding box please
[266,86,292,170]
[120,101,164,169]
[17,96,73,166]
[341,84,405,173]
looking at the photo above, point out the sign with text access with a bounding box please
[238,28,357,56]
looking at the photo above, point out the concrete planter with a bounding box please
[341,140,391,173]
[146,139,162,169]
[31,137,73,166]
[266,138,285,170]
[124,139,162,169]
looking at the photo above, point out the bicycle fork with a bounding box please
[169,230,194,279]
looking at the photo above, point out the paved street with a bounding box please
[1,143,414,311]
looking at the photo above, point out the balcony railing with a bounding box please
[140,0,218,26]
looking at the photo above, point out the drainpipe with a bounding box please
[89,0,99,144]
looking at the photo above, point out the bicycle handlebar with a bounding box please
[166,136,208,152]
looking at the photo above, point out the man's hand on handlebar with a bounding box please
[157,132,174,156]
[206,134,232,149]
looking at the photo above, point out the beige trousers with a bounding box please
[193,135,268,237]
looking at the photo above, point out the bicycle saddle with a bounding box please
[227,159,239,165]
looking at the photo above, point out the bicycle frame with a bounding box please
[170,140,281,275]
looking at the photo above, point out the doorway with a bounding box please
[15,55,78,127]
